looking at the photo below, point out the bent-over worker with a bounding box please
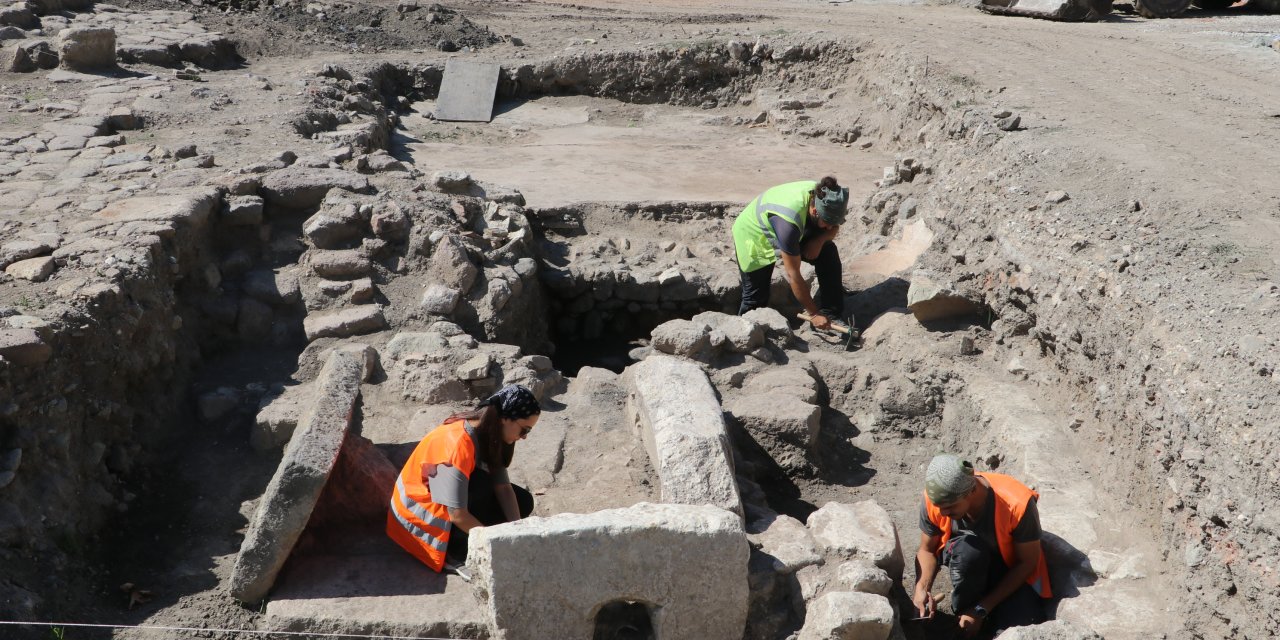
[913,454,1052,639]
[731,176,849,331]
[387,384,541,572]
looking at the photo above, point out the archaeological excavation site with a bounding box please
[1,0,1279,638]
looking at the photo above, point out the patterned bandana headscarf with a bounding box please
[481,384,541,420]
[925,454,977,505]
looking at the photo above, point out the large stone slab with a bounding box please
[260,167,371,210]
[469,502,748,640]
[434,59,500,122]
[229,350,363,603]
[94,189,220,229]
[806,500,904,580]
[624,355,742,517]
[267,551,488,640]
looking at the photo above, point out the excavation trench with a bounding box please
[2,36,1209,640]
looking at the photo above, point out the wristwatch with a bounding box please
[972,603,989,619]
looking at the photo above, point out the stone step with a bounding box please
[266,550,488,639]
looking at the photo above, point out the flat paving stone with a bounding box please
[266,549,488,639]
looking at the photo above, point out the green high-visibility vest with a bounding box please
[731,180,816,273]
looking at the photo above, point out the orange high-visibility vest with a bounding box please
[386,418,478,572]
[923,472,1053,598]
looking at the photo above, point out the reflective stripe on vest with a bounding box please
[389,477,450,551]
[387,419,477,571]
[923,472,1053,599]
[732,181,815,272]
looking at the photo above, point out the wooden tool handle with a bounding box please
[797,312,851,335]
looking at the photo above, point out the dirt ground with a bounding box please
[3,0,1280,637]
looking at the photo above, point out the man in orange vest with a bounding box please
[913,454,1052,638]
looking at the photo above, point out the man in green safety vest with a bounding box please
[731,176,849,331]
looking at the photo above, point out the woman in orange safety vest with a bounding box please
[387,384,541,573]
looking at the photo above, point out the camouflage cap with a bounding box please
[925,454,977,505]
[814,186,849,225]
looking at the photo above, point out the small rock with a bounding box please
[456,354,492,381]
[421,284,461,315]
[1044,190,1070,204]
[997,115,1021,131]
[431,170,473,193]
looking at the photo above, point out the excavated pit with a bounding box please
[4,29,1255,640]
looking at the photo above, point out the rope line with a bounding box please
[0,620,475,640]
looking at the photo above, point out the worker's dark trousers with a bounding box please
[737,241,844,317]
[942,532,1046,638]
[445,466,534,564]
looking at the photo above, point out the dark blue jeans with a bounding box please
[943,532,1046,637]
[738,241,844,317]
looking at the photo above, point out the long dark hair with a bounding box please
[447,405,513,470]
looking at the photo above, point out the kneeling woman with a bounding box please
[387,384,540,571]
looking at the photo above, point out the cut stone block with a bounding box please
[650,318,711,357]
[309,249,370,279]
[469,502,748,640]
[806,500,904,580]
[797,591,893,640]
[58,27,115,72]
[229,350,363,603]
[434,59,500,122]
[303,306,388,342]
[624,355,742,517]
[724,390,821,474]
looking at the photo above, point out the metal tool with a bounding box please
[797,312,860,350]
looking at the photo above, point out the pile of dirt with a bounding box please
[115,0,502,57]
